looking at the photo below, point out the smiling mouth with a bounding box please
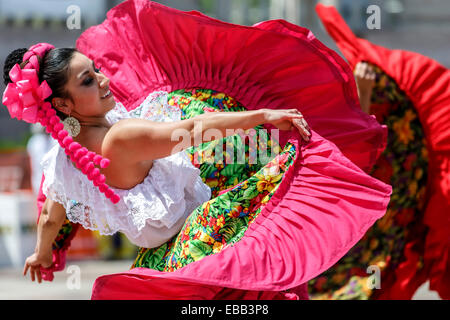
[101,89,112,99]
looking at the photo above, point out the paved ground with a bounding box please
[0,259,442,300]
[0,259,133,300]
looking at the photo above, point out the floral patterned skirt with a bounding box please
[50,89,296,274]
[132,89,296,271]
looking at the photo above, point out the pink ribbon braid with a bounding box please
[2,43,120,204]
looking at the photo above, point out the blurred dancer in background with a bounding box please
[308,4,450,300]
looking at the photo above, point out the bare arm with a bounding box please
[103,108,310,163]
[354,62,376,114]
[23,198,66,282]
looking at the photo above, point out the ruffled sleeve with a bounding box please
[40,93,211,248]
[40,144,122,235]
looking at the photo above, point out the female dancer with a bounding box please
[7,48,310,280]
[4,0,392,299]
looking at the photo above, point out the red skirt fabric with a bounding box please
[38,0,392,299]
[316,3,450,299]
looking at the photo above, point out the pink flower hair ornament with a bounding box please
[2,43,120,204]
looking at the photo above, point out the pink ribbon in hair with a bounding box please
[1,43,54,123]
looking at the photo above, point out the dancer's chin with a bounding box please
[104,97,116,111]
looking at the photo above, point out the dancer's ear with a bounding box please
[51,97,72,116]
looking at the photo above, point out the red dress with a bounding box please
[315,4,450,300]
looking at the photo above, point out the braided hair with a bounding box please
[3,46,120,203]
[4,47,77,120]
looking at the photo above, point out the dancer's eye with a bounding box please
[82,62,101,86]
[83,77,94,86]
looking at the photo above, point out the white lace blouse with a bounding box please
[41,91,212,248]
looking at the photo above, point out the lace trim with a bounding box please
[41,145,126,235]
[129,91,182,122]
[41,91,211,239]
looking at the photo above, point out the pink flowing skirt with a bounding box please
[38,0,392,299]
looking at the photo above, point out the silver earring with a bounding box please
[63,116,81,137]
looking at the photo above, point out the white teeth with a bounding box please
[102,90,111,98]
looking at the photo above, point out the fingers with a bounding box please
[354,62,362,77]
[293,118,310,142]
[22,252,49,283]
[355,62,375,80]
[30,267,36,282]
[23,262,29,276]
[361,62,368,77]
[36,267,42,283]
[364,63,375,80]
[299,116,309,131]
[289,108,301,114]
[284,109,311,141]
[271,109,311,141]
[29,266,42,283]
[356,61,370,76]
[24,260,43,283]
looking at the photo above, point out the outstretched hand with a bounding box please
[23,251,53,283]
[264,108,311,142]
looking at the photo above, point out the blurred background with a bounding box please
[0,0,448,299]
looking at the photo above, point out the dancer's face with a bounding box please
[52,52,115,119]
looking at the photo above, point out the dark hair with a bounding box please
[3,47,121,204]
[3,47,79,120]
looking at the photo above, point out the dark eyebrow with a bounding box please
[78,60,95,80]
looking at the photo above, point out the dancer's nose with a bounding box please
[97,72,110,89]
